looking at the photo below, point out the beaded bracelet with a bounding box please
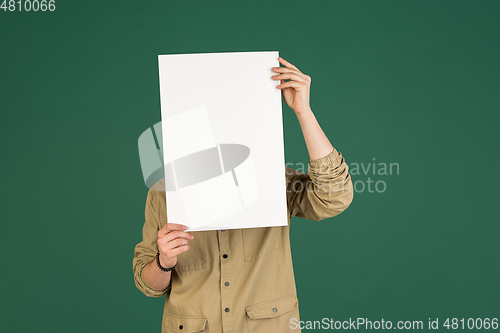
[155,251,176,272]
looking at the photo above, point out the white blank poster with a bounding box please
[158,51,287,231]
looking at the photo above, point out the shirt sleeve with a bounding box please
[132,188,171,297]
[286,147,353,221]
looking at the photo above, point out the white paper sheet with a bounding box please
[158,51,287,231]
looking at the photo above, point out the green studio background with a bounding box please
[1,0,499,331]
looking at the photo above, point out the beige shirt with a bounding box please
[133,148,353,333]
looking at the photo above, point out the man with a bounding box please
[133,57,353,332]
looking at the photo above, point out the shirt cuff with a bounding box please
[308,148,342,169]
[139,262,171,296]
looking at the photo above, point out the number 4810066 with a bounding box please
[1,0,56,11]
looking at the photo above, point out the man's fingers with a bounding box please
[276,80,306,90]
[158,222,187,238]
[158,230,194,244]
[167,238,189,250]
[169,244,190,257]
[272,66,309,82]
[272,66,302,75]
[278,56,299,70]
[272,73,308,83]
[157,224,193,266]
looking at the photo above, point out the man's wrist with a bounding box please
[294,106,313,118]
[156,252,176,272]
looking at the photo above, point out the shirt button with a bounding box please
[221,229,226,232]
[179,324,183,330]
[224,281,229,287]
[273,307,278,313]
[223,254,228,259]
[225,307,230,312]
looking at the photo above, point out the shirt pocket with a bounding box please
[241,227,279,262]
[164,312,208,332]
[159,220,208,272]
[245,293,299,333]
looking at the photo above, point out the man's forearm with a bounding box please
[142,259,172,290]
[296,108,334,161]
